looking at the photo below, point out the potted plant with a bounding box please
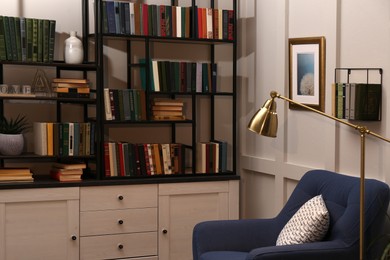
[0,114,30,156]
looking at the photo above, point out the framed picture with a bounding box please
[288,36,326,111]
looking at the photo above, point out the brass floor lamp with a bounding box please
[248,90,390,260]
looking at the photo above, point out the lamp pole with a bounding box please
[249,91,390,260]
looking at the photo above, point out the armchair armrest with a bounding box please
[247,240,357,260]
[192,218,281,260]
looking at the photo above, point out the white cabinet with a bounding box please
[158,180,239,260]
[0,179,238,260]
[79,184,158,260]
[0,187,79,260]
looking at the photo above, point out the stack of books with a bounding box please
[0,168,34,182]
[50,162,86,182]
[152,98,185,120]
[51,78,90,98]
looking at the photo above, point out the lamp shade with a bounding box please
[247,98,278,137]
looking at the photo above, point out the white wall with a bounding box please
[240,0,390,218]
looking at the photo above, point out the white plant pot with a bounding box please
[0,133,24,156]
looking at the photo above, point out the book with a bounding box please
[50,167,83,175]
[0,16,6,60]
[14,17,22,61]
[46,122,54,156]
[354,83,381,121]
[153,98,184,106]
[0,168,32,176]
[48,20,56,62]
[50,171,82,182]
[52,162,87,169]
[104,88,113,120]
[0,175,34,182]
[33,122,47,155]
[52,78,89,84]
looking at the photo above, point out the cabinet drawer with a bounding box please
[80,232,157,260]
[80,208,157,236]
[80,184,157,211]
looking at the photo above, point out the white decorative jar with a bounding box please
[0,133,24,156]
[64,31,84,64]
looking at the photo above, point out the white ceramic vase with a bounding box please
[0,133,24,156]
[64,31,84,64]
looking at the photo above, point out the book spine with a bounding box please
[14,17,21,61]
[32,18,38,62]
[0,16,7,60]
[20,17,27,61]
[48,20,56,62]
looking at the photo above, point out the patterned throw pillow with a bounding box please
[276,194,329,246]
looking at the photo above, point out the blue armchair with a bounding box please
[193,170,390,260]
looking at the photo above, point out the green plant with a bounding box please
[0,114,30,134]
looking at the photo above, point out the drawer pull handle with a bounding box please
[71,235,77,241]
[118,244,124,250]
[118,195,124,200]
[118,219,124,225]
[162,229,168,234]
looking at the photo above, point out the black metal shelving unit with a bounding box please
[92,0,238,179]
[334,67,382,121]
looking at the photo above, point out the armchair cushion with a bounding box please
[276,194,329,245]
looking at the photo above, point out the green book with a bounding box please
[354,83,381,121]
[61,123,69,156]
[26,18,33,62]
[3,17,12,60]
[48,20,56,62]
[102,1,108,33]
[8,16,17,61]
[0,16,7,60]
[32,18,38,62]
[42,19,50,63]
[14,17,21,61]
[117,89,125,121]
[20,17,27,61]
[128,89,135,120]
[37,19,43,62]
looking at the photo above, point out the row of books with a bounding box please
[152,98,185,121]
[140,59,217,93]
[196,141,228,174]
[51,77,91,98]
[0,16,56,62]
[104,142,186,177]
[33,122,95,157]
[0,168,34,182]
[102,2,234,40]
[332,83,381,121]
[104,88,147,121]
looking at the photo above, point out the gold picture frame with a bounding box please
[288,36,326,112]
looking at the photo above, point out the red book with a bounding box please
[160,5,166,37]
[197,8,203,38]
[118,143,125,176]
[142,4,149,36]
[228,10,234,40]
[104,142,111,177]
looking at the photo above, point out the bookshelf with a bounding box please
[0,0,99,180]
[333,68,382,121]
[93,0,238,180]
[0,2,239,258]
[0,0,238,181]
